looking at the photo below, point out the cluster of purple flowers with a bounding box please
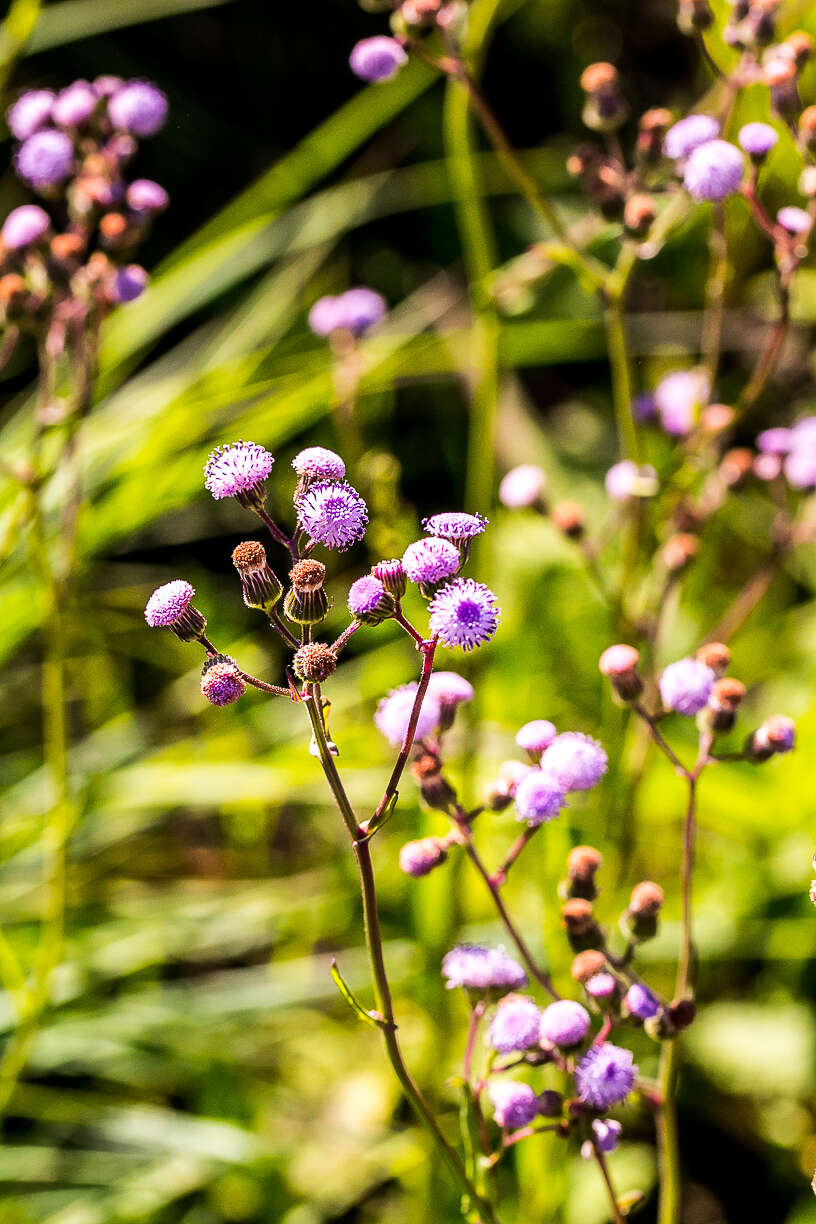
[507,723,607,827]
[756,418,816,491]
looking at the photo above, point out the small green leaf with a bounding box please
[330,958,383,1029]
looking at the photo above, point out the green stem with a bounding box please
[603,280,639,463]
[701,203,728,388]
[656,1039,680,1224]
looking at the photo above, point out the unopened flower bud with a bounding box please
[700,403,735,434]
[666,996,696,1032]
[599,644,642,701]
[293,642,338,683]
[232,540,283,613]
[704,677,746,733]
[662,533,699,573]
[372,558,407,600]
[487,759,532,810]
[411,753,457,811]
[626,881,664,941]
[746,714,795,761]
[696,641,730,676]
[571,949,606,982]
[720,447,754,488]
[285,559,330,625]
[562,899,602,950]
[399,836,448,876]
[348,574,395,625]
[624,193,656,236]
[551,500,585,539]
[580,62,627,131]
[538,1089,564,1117]
[637,107,673,161]
[677,0,714,33]
[800,106,816,151]
[566,845,603,901]
[764,53,800,116]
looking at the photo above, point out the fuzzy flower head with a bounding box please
[108,80,168,136]
[624,983,661,1020]
[757,427,792,455]
[341,287,387,335]
[654,368,710,436]
[778,206,812,236]
[297,481,368,550]
[127,179,169,213]
[488,1080,540,1129]
[584,1119,622,1158]
[423,511,488,551]
[292,446,345,483]
[6,89,55,140]
[488,994,542,1053]
[428,579,500,652]
[113,265,148,304]
[402,537,461,587]
[52,79,97,127]
[498,464,547,509]
[399,836,448,877]
[784,447,816,490]
[144,579,194,627]
[683,140,743,201]
[442,944,527,993]
[541,732,607,793]
[659,657,715,716]
[201,657,245,706]
[604,460,658,502]
[349,36,408,83]
[575,1042,637,1109]
[426,671,474,707]
[375,682,441,746]
[514,769,567,826]
[347,574,394,625]
[205,441,274,504]
[516,719,557,758]
[540,999,591,1047]
[664,113,720,159]
[739,122,778,156]
[15,129,74,188]
[2,205,50,250]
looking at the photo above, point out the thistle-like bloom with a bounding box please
[347,575,395,625]
[738,122,778,156]
[1,205,50,250]
[516,719,557,758]
[659,658,715,716]
[399,837,448,877]
[575,1043,637,1109]
[374,682,441,746]
[653,368,709,436]
[514,769,566,826]
[784,447,816,490]
[349,36,408,83]
[402,537,461,586]
[341,287,387,335]
[683,140,743,201]
[422,511,488,548]
[498,464,547,509]
[624,983,661,1020]
[778,206,812,235]
[540,999,591,1047]
[488,995,542,1053]
[113,265,148,303]
[6,89,55,140]
[757,427,792,455]
[428,579,500,651]
[201,657,245,706]
[108,80,168,136]
[426,671,474,707]
[308,296,345,336]
[664,113,720,159]
[52,79,97,127]
[297,481,368,550]
[586,972,617,999]
[441,944,527,992]
[15,129,74,188]
[583,1119,622,1158]
[127,179,170,213]
[604,460,658,502]
[292,446,346,483]
[541,732,607,792]
[205,441,274,506]
[144,579,206,641]
[488,1080,540,1129]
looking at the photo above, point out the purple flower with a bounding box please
[308,295,345,336]
[347,574,393,624]
[516,720,557,757]
[297,481,368,550]
[113,264,148,303]
[93,75,123,98]
[738,122,778,156]
[624,983,661,1020]
[375,682,441,746]
[428,578,500,651]
[423,511,488,548]
[498,465,547,508]
[108,80,168,136]
[575,1043,637,1109]
[144,579,195,627]
[488,995,542,1053]
[540,999,591,1047]
[1,204,50,250]
[586,972,617,999]
[15,129,74,188]
[514,769,566,826]
[792,417,816,444]
[659,657,715,716]
[654,368,709,436]
[292,446,346,482]
[585,1119,622,1156]
[488,1080,540,1129]
[340,287,387,335]
[754,453,782,482]
[604,460,657,502]
[683,140,743,201]
[349,36,408,83]
[399,837,447,877]
[441,944,527,992]
[205,441,274,502]
[6,90,55,140]
[757,427,792,455]
[784,447,816,489]
[664,114,720,159]
[52,80,97,127]
[426,671,474,707]
[778,206,812,235]
[201,658,245,706]
[540,732,607,792]
[402,537,461,586]
[126,179,169,212]
[754,714,795,754]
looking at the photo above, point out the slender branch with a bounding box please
[632,706,690,777]
[656,1039,680,1224]
[701,203,728,388]
[490,825,539,888]
[737,279,790,414]
[463,1000,486,1085]
[303,685,360,840]
[593,1145,625,1224]
[256,507,298,561]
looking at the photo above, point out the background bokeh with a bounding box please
[2,0,816,1221]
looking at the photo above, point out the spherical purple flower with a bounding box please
[1,204,50,250]
[52,80,97,127]
[126,178,169,213]
[738,122,778,156]
[442,944,527,993]
[347,574,393,623]
[654,368,709,436]
[488,1080,540,1129]
[488,995,542,1053]
[308,295,344,337]
[683,140,743,202]
[422,511,488,548]
[604,460,658,503]
[624,983,661,1020]
[428,578,500,652]
[589,1119,622,1155]
[540,733,608,793]
[516,720,557,757]
[784,447,816,489]
[664,114,720,159]
[402,537,461,585]
[339,286,387,335]
[426,671,474,707]
[297,480,368,550]
[399,836,447,877]
[108,80,168,136]
[15,129,74,188]
[498,464,546,509]
[659,657,715,716]
[292,446,345,482]
[540,999,591,1047]
[777,206,812,236]
[113,264,148,303]
[145,579,195,627]
[205,441,274,501]
[757,426,792,455]
[375,682,441,747]
[6,89,55,140]
[575,1043,637,1109]
[349,36,408,83]
[514,769,567,826]
[792,416,816,444]
[586,973,617,1000]
[201,659,245,706]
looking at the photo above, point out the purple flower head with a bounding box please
[516,719,557,757]
[624,983,661,1020]
[792,416,816,444]
[488,1080,540,1129]
[402,537,461,586]
[541,732,608,792]
[6,89,55,140]
[540,999,591,1047]
[126,178,169,213]
[113,264,148,303]
[423,511,488,548]
[784,447,816,489]
[347,574,393,624]
[605,460,658,502]
[664,114,720,159]
[586,972,617,999]
[339,286,387,335]
[498,464,547,508]
[308,295,344,337]
[659,657,715,716]
[590,1119,622,1155]
[575,1042,637,1109]
[292,446,345,482]
[754,714,795,754]
[514,769,567,826]
[2,204,50,250]
[201,658,245,706]
[488,994,542,1053]
[144,579,195,627]
[52,80,97,127]
[426,671,474,707]
[441,944,527,992]
[778,206,812,236]
[633,392,657,422]
[683,140,744,201]
[654,368,709,436]
[349,36,408,83]
[399,836,447,877]
[428,578,500,651]
[205,441,274,502]
[757,427,792,455]
[375,682,441,747]
[15,129,74,188]
[108,80,168,136]
[738,122,778,156]
[297,481,368,550]
[754,453,782,482]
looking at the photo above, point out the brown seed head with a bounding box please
[0,274,27,307]
[293,642,337,683]
[232,540,267,572]
[629,880,665,917]
[290,559,326,592]
[571,949,607,982]
[99,212,128,241]
[785,30,813,66]
[50,233,84,261]
[562,898,595,934]
[568,845,603,881]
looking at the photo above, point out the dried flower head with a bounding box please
[293,642,338,683]
[568,845,603,882]
[571,950,606,983]
[290,559,326,593]
[629,881,665,918]
[696,641,730,675]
